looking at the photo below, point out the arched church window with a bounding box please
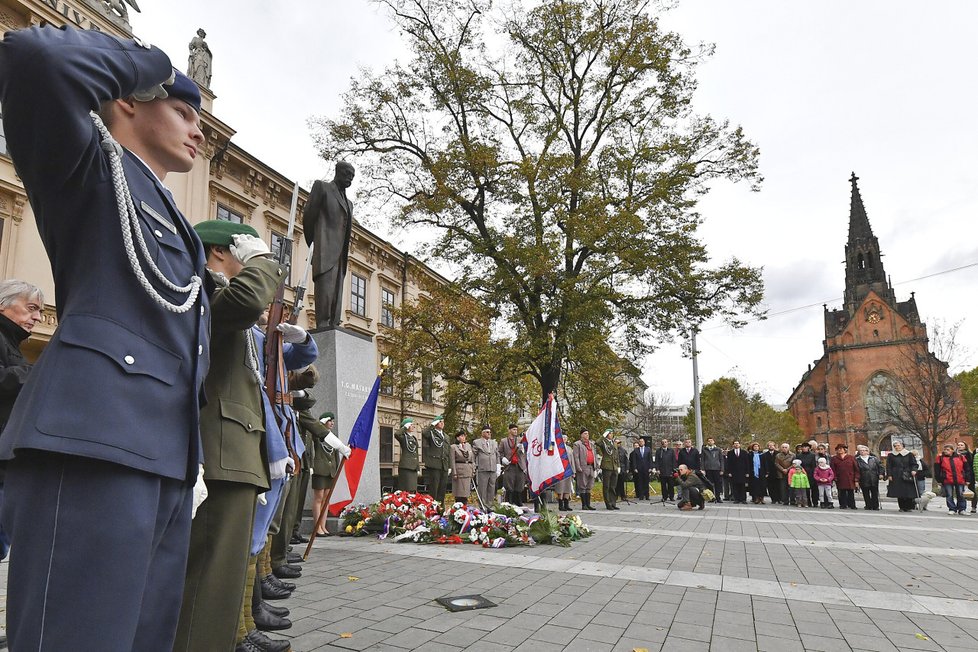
[866,252,874,268]
[857,253,865,270]
[865,372,900,422]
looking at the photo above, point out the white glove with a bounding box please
[286,457,296,474]
[269,457,290,479]
[229,233,271,264]
[276,322,308,344]
[133,69,175,102]
[324,432,352,458]
[257,492,268,506]
[191,464,208,519]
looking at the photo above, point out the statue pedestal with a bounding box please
[307,327,382,520]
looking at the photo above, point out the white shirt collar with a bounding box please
[128,149,168,190]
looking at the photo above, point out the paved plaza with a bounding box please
[4,496,978,650]
[269,497,978,652]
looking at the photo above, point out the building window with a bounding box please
[380,366,393,396]
[351,274,366,316]
[379,426,393,464]
[866,373,900,423]
[216,204,243,223]
[269,231,292,284]
[421,368,433,403]
[381,288,395,327]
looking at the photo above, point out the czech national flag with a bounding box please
[327,376,380,516]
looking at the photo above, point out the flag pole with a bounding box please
[304,356,389,560]
[303,457,348,559]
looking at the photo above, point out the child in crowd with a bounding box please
[788,459,810,508]
[813,458,836,508]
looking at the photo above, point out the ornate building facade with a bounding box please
[0,0,452,489]
[787,174,968,458]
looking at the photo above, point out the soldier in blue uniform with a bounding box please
[0,25,210,651]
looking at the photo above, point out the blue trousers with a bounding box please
[1,451,191,652]
[0,482,9,561]
[251,475,287,555]
[944,484,966,512]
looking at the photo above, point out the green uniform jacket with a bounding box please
[298,410,340,478]
[596,437,618,471]
[394,427,419,471]
[422,425,452,470]
[199,257,283,489]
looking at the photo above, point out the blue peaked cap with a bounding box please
[167,68,202,113]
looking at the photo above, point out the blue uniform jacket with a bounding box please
[252,327,317,465]
[0,26,210,481]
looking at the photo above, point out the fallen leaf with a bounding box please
[348,576,359,582]
[790,582,798,587]
[633,648,649,652]
[340,633,353,639]
[914,633,929,640]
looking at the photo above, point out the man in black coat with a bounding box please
[0,280,44,563]
[796,442,818,508]
[655,438,678,502]
[629,437,653,500]
[678,438,701,472]
[725,440,751,503]
[761,441,782,504]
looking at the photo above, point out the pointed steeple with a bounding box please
[847,172,874,242]
[843,173,893,313]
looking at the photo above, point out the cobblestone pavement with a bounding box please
[2,497,978,651]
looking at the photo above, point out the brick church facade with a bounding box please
[787,174,968,459]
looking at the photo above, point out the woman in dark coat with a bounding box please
[886,441,918,512]
[747,442,768,504]
[830,444,859,509]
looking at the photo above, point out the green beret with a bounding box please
[602,428,614,437]
[194,220,259,246]
[431,415,444,425]
[400,417,414,428]
[319,412,334,422]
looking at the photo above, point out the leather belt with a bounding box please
[275,393,293,405]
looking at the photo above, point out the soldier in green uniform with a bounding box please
[596,428,621,510]
[289,367,320,544]
[174,221,283,652]
[310,412,341,535]
[422,415,452,504]
[394,417,420,492]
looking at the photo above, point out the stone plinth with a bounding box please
[307,327,381,514]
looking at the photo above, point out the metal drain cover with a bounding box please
[435,595,497,612]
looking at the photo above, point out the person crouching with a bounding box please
[676,464,705,511]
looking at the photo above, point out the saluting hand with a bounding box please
[229,233,272,264]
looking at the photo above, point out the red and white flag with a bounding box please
[328,376,380,516]
[523,395,572,494]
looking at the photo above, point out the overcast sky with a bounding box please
[132,1,978,408]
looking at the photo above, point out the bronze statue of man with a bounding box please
[302,161,355,329]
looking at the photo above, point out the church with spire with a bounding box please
[787,174,966,457]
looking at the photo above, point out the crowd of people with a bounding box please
[591,436,978,515]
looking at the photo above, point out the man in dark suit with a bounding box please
[655,438,678,502]
[0,25,210,650]
[726,440,751,503]
[678,438,701,472]
[629,437,653,500]
[302,162,355,328]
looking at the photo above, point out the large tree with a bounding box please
[869,321,968,463]
[685,376,801,446]
[313,0,764,405]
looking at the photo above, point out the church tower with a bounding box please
[843,173,895,313]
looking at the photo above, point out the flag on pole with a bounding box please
[523,394,572,494]
[328,376,381,516]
